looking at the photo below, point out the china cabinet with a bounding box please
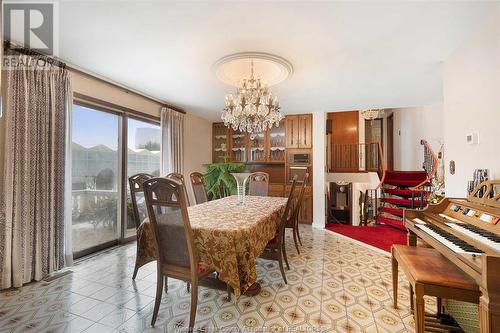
[212,123,229,163]
[211,114,313,224]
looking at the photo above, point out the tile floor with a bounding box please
[0,226,431,332]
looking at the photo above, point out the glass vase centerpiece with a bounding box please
[231,172,252,206]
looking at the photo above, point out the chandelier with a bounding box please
[361,109,385,121]
[221,61,284,133]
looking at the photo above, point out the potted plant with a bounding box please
[203,162,246,199]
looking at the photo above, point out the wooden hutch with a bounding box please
[212,114,313,224]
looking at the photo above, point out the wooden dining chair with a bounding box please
[248,172,270,196]
[143,177,215,330]
[259,176,298,284]
[219,182,228,198]
[166,172,190,206]
[285,173,309,254]
[190,172,208,204]
[165,172,185,184]
[128,173,154,279]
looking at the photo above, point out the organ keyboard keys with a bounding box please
[415,223,484,254]
[446,223,500,252]
[404,180,500,333]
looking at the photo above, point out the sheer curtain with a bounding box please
[0,53,72,289]
[160,107,184,175]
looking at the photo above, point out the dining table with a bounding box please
[136,195,288,297]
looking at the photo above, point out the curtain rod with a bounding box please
[3,40,186,114]
[3,40,66,69]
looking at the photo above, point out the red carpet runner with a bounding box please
[376,170,429,230]
[325,224,407,252]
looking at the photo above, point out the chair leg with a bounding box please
[282,240,290,270]
[277,247,288,284]
[132,264,139,280]
[292,227,300,255]
[164,276,168,293]
[392,254,398,309]
[188,281,198,332]
[226,284,232,301]
[151,272,164,326]
[414,284,425,333]
[409,284,414,311]
[296,217,303,246]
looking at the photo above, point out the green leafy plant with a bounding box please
[139,140,160,151]
[203,162,246,199]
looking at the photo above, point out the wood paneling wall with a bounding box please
[327,111,359,172]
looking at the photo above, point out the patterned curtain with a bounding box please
[160,107,184,175]
[0,53,71,289]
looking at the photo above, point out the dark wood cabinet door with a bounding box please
[285,116,299,148]
[298,114,312,148]
[268,184,285,197]
[328,111,359,172]
[299,192,313,224]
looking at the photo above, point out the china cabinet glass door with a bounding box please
[268,122,286,162]
[231,130,247,162]
[248,131,266,162]
[213,124,229,162]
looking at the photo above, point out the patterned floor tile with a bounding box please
[0,225,419,332]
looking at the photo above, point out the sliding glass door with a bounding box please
[71,104,121,257]
[71,102,161,257]
[125,118,161,238]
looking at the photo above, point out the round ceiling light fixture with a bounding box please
[214,52,293,87]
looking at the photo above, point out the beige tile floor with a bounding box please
[0,226,428,332]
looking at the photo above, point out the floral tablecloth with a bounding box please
[136,195,288,297]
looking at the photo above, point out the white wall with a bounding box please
[443,6,500,197]
[72,71,162,117]
[312,112,326,228]
[392,104,444,171]
[183,113,213,203]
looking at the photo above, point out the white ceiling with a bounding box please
[57,1,497,120]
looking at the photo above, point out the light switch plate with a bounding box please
[466,132,479,145]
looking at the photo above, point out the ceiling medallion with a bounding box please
[215,52,293,133]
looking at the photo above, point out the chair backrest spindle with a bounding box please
[128,173,154,229]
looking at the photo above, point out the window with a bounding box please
[125,118,160,237]
[71,104,120,255]
[70,99,161,257]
